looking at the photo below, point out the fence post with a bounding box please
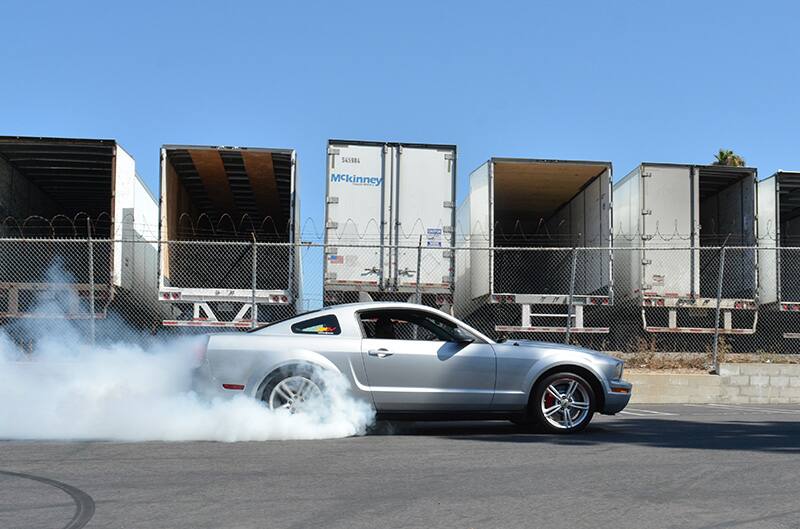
[86,218,95,347]
[711,245,727,374]
[251,234,258,329]
[415,235,423,304]
[565,247,578,344]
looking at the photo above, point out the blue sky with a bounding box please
[2,0,799,241]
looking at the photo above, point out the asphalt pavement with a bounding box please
[2,404,799,529]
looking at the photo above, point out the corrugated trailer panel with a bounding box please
[467,161,491,299]
[640,164,696,298]
[393,145,455,290]
[324,142,387,288]
[324,140,456,298]
[583,174,609,294]
[113,146,159,291]
[453,195,472,315]
[758,175,778,304]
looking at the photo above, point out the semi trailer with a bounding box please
[158,145,300,328]
[0,135,159,321]
[757,171,800,337]
[454,158,613,334]
[323,140,456,310]
[614,163,758,334]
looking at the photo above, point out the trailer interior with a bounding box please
[491,160,610,295]
[163,147,293,242]
[161,147,294,290]
[697,166,756,298]
[777,172,800,300]
[777,172,800,245]
[0,136,116,238]
[0,136,116,298]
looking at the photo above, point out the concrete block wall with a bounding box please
[628,363,800,404]
[627,373,721,404]
[718,363,800,404]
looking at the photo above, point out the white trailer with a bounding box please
[158,145,300,328]
[455,158,613,334]
[757,171,800,337]
[614,163,758,334]
[0,135,159,320]
[323,140,456,309]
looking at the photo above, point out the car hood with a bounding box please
[503,339,620,363]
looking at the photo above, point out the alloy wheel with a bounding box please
[539,377,591,430]
[268,375,323,413]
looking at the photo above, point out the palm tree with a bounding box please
[713,149,746,167]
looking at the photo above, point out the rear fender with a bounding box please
[247,350,341,399]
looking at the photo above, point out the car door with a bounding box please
[359,308,495,411]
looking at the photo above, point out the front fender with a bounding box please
[522,358,610,398]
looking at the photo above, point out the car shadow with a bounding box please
[370,417,800,454]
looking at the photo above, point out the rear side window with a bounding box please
[291,315,341,335]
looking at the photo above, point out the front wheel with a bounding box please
[532,372,595,434]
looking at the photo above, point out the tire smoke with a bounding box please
[0,267,375,442]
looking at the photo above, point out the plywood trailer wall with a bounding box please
[161,146,294,242]
[159,145,297,291]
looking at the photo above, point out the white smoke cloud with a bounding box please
[0,266,375,442]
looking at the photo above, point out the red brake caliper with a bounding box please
[545,390,555,409]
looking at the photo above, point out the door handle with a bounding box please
[368,348,393,358]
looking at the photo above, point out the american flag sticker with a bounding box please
[328,255,344,264]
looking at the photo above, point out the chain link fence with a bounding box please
[1,238,799,366]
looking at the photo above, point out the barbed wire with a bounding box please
[1,214,794,244]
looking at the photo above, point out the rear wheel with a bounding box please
[261,367,324,413]
[532,372,595,434]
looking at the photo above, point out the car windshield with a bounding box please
[247,308,324,333]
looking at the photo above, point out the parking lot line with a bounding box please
[700,403,800,415]
[683,403,800,415]
[619,408,678,417]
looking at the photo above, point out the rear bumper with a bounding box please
[602,380,632,415]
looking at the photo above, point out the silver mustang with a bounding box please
[195,302,632,433]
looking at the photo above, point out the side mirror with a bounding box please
[451,327,475,344]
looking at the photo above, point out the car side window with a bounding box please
[291,315,341,335]
[360,310,465,342]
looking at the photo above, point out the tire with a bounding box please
[260,366,325,413]
[532,372,596,434]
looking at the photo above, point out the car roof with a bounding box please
[323,301,441,312]
[251,302,493,343]
[250,302,442,332]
